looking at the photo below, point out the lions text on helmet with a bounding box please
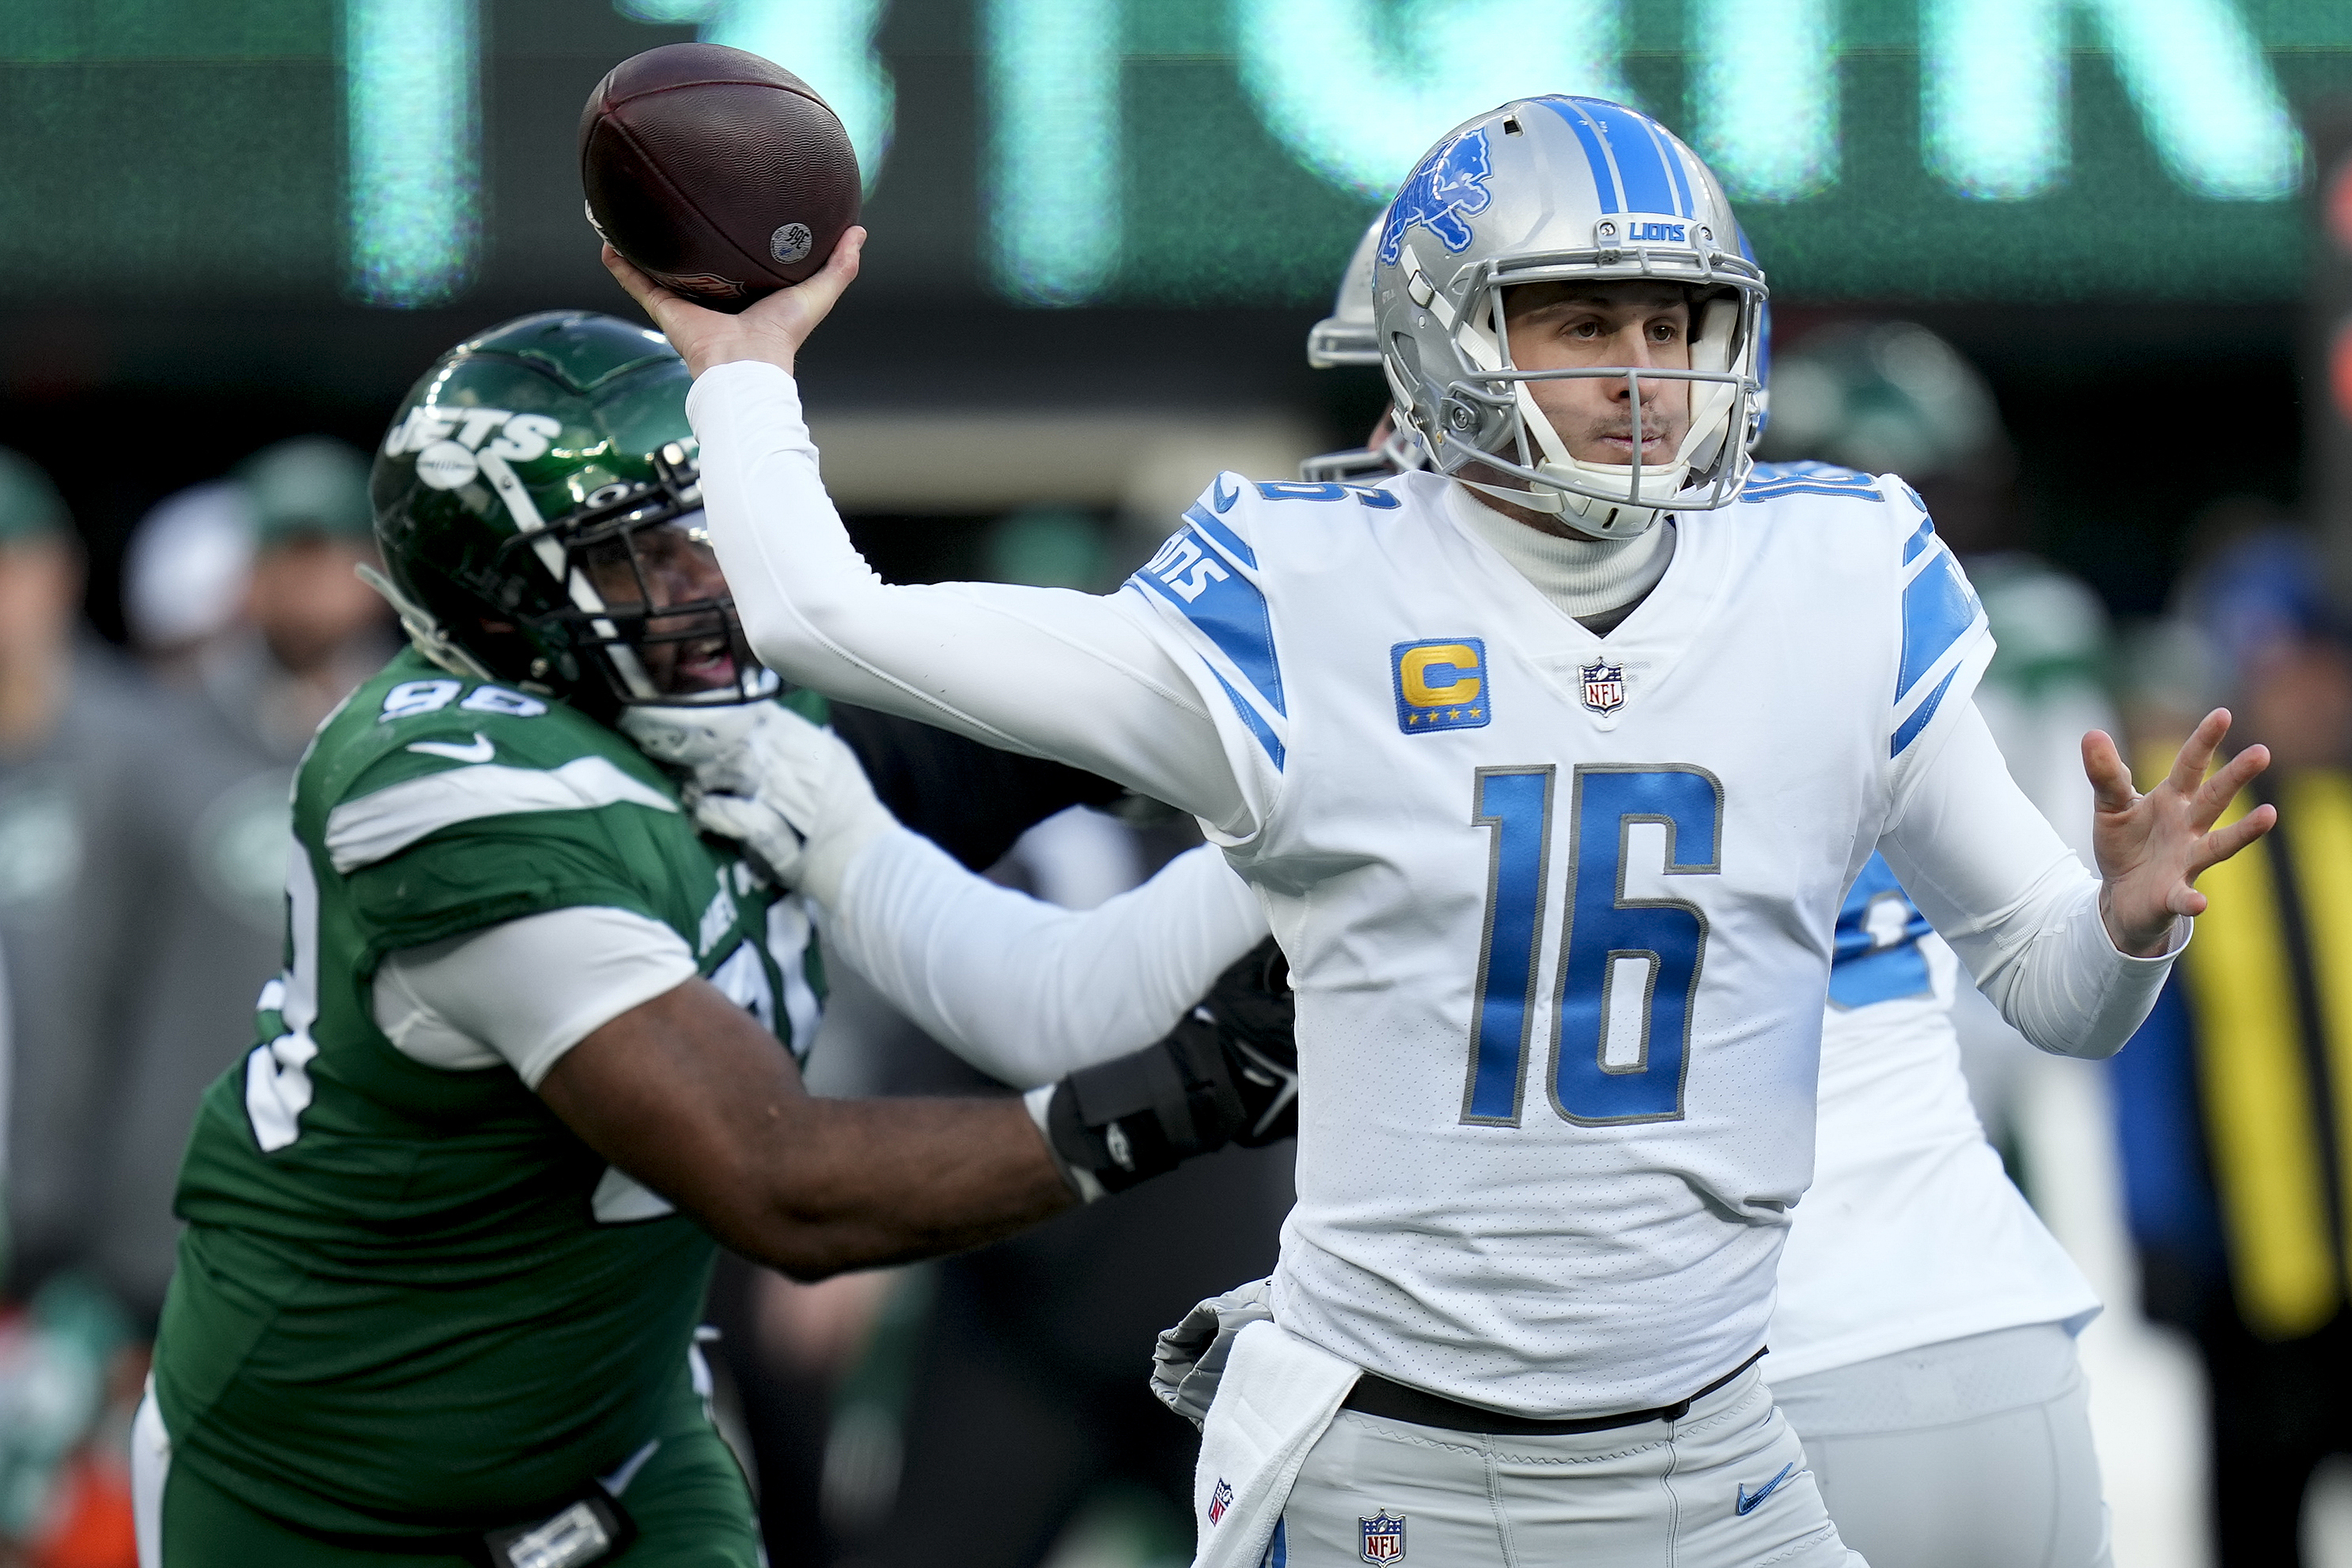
[365,310,779,715]
[1373,97,1765,539]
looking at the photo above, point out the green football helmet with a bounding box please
[367,309,777,714]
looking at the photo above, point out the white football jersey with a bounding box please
[1121,464,1993,1415]
[1766,858,2099,1383]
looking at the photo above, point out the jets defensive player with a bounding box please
[134,312,1294,1566]
[1297,229,2110,1566]
[612,97,2271,1567]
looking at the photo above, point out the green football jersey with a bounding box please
[155,650,826,1538]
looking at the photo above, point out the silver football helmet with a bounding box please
[1307,218,1383,369]
[1301,217,1430,483]
[1298,419,1427,484]
[1373,97,1767,538]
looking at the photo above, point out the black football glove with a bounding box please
[1042,937,1298,1195]
[1209,938,1299,1146]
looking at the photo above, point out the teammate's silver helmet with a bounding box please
[1302,217,1430,483]
[1307,218,1384,369]
[1373,97,1767,537]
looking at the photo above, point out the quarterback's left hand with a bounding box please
[2086,706,2274,957]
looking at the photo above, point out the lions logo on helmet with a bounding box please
[1379,127,1495,263]
[1373,97,1767,540]
[366,311,778,716]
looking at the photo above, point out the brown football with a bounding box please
[580,42,862,312]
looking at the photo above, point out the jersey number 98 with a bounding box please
[1464,764,1721,1127]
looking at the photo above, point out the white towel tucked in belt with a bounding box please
[1190,1320,1360,1568]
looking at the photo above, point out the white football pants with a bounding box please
[1773,1322,2110,1568]
[1264,1361,1864,1567]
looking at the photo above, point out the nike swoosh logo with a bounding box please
[1735,1463,1797,1517]
[1212,475,1239,513]
[407,733,495,763]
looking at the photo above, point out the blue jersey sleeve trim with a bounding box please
[1133,528,1287,718]
[1902,517,1934,565]
[1184,502,1258,570]
[1897,551,1979,699]
[1210,666,1286,771]
[1891,666,1959,758]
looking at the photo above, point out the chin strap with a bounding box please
[1458,472,1566,517]
[355,563,498,683]
[1453,475,1662,542]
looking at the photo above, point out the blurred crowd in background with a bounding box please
[0,306,2346,1568]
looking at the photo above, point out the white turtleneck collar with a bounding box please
[1444,483,1676,635]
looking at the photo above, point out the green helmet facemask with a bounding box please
[367,309,778,716]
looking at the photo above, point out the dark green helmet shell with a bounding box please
[371,309,756,710]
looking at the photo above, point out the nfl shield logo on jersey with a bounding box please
[1209,1478,1233,1524]
[1359,1511,1406,1563]
[1580,659,1626,714]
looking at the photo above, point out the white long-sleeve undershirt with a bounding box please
[690,364,1245,833]
[690,359,2174,1058]
[363,850,1270,1100]
[1879,703,2177,1057]
[821,831,1269,1085]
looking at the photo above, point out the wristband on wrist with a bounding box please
[1023,1085,1106,1204]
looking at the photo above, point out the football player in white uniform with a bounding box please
[610,97,2270,1568]
[1296,229,2111,1567]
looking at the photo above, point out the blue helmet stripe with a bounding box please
[1538,97,1623,214]
[1575,99,1681,217]
[1658,125,1695,218]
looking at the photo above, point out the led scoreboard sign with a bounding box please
[2,0,2349,310]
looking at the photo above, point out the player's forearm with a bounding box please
[820,832,1270,1085]
[540,977,1071,1278]
[687,362,1245,824]
[744,1096,1074,1279]
[1881,702,2179,1058]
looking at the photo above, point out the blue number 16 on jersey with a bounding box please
[1464,764,1723,1127]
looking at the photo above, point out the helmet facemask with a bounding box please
[1404,251,1763,538]
[495,445,778,710]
